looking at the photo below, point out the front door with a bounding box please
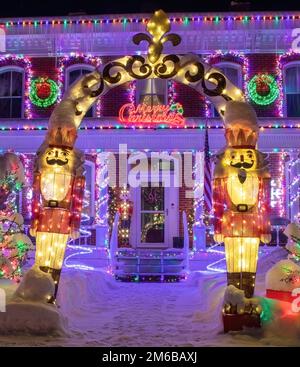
[131,176,178,248]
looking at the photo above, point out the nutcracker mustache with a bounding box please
[46,158,68,166]
[230,161,254,169]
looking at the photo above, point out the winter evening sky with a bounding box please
[0,0,299,17]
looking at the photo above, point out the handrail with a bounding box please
[182,211,190,272]
[109,212,120,270]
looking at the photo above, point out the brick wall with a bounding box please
[30,57,58,118]
[0,53,287,119]
[247,54,278,117]
[101,83,133,117]
[173,83,207,118]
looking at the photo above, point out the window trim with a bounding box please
[0,66,25,119]
[283,61,300,117]
[136,79,167,106]
[210,62,243,117]
[65,64,96,117]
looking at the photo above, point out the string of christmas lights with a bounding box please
[128,81,136,105]
[2,14,300,29]
[287,154,300,222]
[1,122,300,132]
[95,152,109,227]
[193,151,204,227]
[168,80,177,106]
[277,50,300,118]
[18,153,34,219]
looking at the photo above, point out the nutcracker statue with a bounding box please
[30,126,85,299]
[213,101,271,330]
[118,186,133,247]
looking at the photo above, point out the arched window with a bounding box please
[66,65,95,118]
[0,67,24,118]
[284,63,300,117]
[211,63,242,117]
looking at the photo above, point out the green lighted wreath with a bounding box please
[29,77,58,108]
[247,74,279,106]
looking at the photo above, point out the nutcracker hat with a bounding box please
[224,101,259,149]
[47,126,77,150]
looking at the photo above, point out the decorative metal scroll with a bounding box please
[50,9,245,132]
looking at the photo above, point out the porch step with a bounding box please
[114,248,187,282]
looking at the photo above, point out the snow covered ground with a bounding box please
[0,245,300,347]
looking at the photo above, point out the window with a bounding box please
[284,64,300,117]
[66,65,95,118]
[136,79,167,106]
[0,68,23,118]
[211,63,242,117]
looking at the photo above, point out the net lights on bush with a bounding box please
[29,77,59,108]
[247,74,279,106]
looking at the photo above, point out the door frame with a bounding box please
[130,173,179,249]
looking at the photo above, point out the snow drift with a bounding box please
[0,266,67,335]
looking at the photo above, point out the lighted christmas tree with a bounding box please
[0,153,33,281]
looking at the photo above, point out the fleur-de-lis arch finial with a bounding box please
[132,9,181,64]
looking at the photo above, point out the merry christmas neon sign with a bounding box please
[118,103,185,126]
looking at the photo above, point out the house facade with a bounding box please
[0,11,300,251]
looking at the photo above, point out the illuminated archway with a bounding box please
[48,10,245,134]
[31,10,248,300]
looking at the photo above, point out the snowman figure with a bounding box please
[266,223,300,302]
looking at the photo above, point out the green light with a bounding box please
[94,19,98,24]
[247,74,279,105]
[29,78,59,108]
[123,18,127,25]
[214,16,219,23]
[63,19,67,26]
[34,21,37,27]
[260,298,275,324]
[244,16,249,22]
[275,16,279,22]
[15,181,22,191]
[184,17,189,25]
[6,22,9,27]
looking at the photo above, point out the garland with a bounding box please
[29,77,58,108]
[247,74,279,105]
